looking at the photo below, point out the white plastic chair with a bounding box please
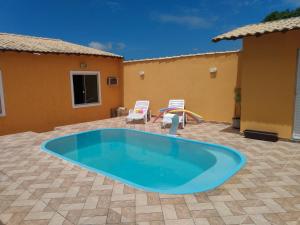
[162,99,186,128]
[126,100,150,124]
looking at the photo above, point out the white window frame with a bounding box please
[70,71,101,108]
[0,71,6,117]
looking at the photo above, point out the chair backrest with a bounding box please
[134,100,149,112]
[168,99,185,109]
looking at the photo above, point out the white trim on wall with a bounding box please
[0,71,6,117]
[70,71,101,109]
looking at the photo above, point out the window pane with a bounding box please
[72,75,85,105]
[84,75,99,103]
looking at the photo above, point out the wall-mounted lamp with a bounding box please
[138,71,145,79]
[209,67,217,78]
[209,67,217,73]
[80,62,87,69]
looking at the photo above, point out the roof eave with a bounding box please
[0,49,123,58]
[212,27,300,42]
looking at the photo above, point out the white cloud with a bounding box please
[238,0,260,6]
[88,41,113,51]
[154,14,212,29]
[284,0,300,6]
[88,41,126,51]
[116,42,126,50]
[106,0,121,11]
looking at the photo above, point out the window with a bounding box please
[0,72,5,116]
[70,71,101,108]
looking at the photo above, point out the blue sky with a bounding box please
[0,0,299,60]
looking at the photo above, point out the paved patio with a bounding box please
[0,117,299,225]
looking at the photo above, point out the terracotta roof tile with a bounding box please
[213,16,300,42]
[0,33,122,57]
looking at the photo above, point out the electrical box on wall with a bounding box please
[107,76,118,86]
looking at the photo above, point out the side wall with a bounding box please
[124,52,240,123]
[240,30,300,139]
[0,52,123,135]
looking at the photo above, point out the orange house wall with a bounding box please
[0,52,123,135]
[123,52,240,123]
[240,30,300,139]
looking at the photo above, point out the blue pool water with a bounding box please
[41,128,246,194]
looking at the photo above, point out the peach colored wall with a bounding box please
[124,52,240,123]
[0,52,123,135]
[240,30,300,139]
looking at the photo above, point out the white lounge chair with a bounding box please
[126,100,150,124]
[162,99,186,128]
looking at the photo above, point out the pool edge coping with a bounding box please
[40,128,247,194]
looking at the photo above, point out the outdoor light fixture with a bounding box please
[138,71,145,79]
[209,67,217,73]
[80,62,87,69]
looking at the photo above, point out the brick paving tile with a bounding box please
[0,117,299,224]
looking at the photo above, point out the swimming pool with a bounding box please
[41,128,246,194]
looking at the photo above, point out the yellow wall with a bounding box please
[0,52,123,135]
[240,30,300,139]
[124,52,240,123]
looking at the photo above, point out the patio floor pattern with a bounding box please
[0,117,299,225]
